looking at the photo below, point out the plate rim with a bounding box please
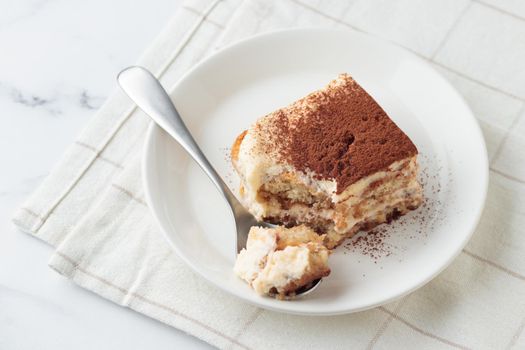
[142,27,489,316]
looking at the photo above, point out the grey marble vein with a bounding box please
[79,90,103,110]
[11,89,50,108]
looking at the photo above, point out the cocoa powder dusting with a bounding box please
[260,74,417,193]
[344,227,393,262]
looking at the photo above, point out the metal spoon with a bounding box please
[117,66,321,298]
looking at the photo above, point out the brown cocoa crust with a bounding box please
[263,74,418,194]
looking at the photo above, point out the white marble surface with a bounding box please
[0,0,211,348]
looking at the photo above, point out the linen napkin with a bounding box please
[13,0,525,349]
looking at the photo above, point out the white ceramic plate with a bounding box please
[143,28,488,315]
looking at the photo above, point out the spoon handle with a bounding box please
[117,66,239,208]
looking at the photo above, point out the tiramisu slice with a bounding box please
[232,74,423,249]
[234,225,330,298]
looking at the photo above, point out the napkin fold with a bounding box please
[14,0,525,349]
